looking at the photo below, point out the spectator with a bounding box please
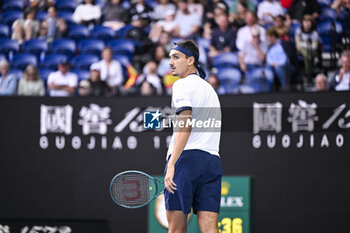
[266,27,290,91]
[158,31,173,54]
[149,10,177,43]
[79,65,110,97]
[55,18,68,39]
[280,0,293,10]
[91,47,124,96]
[236,11,266,51]
[238,26,268,72]
[38,20,50,40]
[295,14,322,79]
[140,81,157,96]
[29,0,54,11]
[78,79,92,96]
[205,0,229,23]
[129,0,154,23]
[207,73,225,94]
[153,44,170,77]
[38,6,63,42]
[18,64,45,96]
[188,0,204,20]
[287,0,320,22]
[103,0,129,30]
[209,14,237,57]
[270,15,291,41]
[230,1,249,30]
[229,0,256,23]
[331,0,350,50]
[126,14,154,70]
[173,0,201,39]
[0,60,17,96]
[153,0,176,21]
[12,7,41,44]
[257,0,285,25]
[329,51,350,91]
[331,0,350,17]
[47,60,78,97]
[137,61,164,95]
[212,2,229,26]
[314,73,329,91]
[72,0,102,28]
[125,14,152,41]
[45,6,58,42]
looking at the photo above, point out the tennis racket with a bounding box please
[110,170,164,208]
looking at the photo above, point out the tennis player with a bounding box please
[164,40,222,233]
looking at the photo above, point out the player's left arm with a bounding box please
[164,110,192,194]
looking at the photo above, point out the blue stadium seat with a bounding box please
[71,54,99,70]
[238,84,257,94]
[0,24,9,38]
[290,22,301,41]
[22,39,48,61]
[35,11,48,21]
[216,67,241,94]
[0,39,20,60]
[2,0,24,11]
[1,10,23,26]
[9,68,23,80]
[319,8,338,22]
[245,67,274,92]
[57,11,74,24]
[318,0,332,5]
[317,20,343,52]
[41,54,68,69]
[212,52,239,68]
[39,68,54,82]
[78,39,105,56]
[67,25,90,41]
[0,54,6,61]
[317,20,343,35]
[108,39,135,58]
[72,69,90,81]
[50,39,76,57]
[113,54,131,65]
[91,26,116,41]
[55,0,78,12]
[11,53,38,70]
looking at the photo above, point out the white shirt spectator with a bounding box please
[47,71,78,97]
[257,0,284,24]
[174,11,201,38]
[153,2,176,20]
[236,25,266,51]
[335,72,350,91]
[137,73,162,92]
[91,60,124,87]
[73,3,102,24]
[240,40,269,65]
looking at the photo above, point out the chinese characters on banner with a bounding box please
[253,100,348,149]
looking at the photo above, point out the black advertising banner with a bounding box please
[0,92,350,233]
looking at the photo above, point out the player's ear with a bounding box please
[187,56,195,66]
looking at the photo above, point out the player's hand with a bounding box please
[164,165,177,194]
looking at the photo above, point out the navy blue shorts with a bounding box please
[164,149,222,215]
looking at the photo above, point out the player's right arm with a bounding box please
[164,110,192,194]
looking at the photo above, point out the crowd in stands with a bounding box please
[0,0,349,97]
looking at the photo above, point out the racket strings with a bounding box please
[111,173,153,207]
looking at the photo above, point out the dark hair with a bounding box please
[174,40,199,60]
[266,27,279,38]
[301,14,316,32]
[24,7,37,18]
